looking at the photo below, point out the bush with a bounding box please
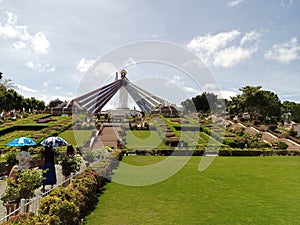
[218,150,232,156]
[289,130,298,137]
[272,141,289,150]
[1,212,51,225]
[5,151,18,166]
[39,195,80,225]
[3,150,123,225]
[223,138,245,149]
[268,125,277,132]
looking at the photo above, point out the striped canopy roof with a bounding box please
[72,77,166,114]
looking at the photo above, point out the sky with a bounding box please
[0,0,299,109]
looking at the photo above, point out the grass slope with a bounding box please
[83,156,300,225]
[59,129,91,146]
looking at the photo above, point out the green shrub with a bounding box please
[5,151,18,166]
[39,195,80,225]
[218,150,232,156]
[289,130,298,137]
[1,212,50,225]
[272,141,289,150]
[223,138,245,148]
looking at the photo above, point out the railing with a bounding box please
[0,174,75,223]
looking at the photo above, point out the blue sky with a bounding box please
[0,0,299,107]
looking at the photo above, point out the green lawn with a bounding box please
[60,129,91,146]
[83,156,300,225]
[125,130,167,149]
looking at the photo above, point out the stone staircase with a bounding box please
[231,122,300,150]
[92,125,121,149]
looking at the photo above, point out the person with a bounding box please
[40,142,57,192]
[8,165,18,181]
[16,145,33,170]
[66,144,75,156]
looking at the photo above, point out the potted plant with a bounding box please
[5,150,18,175]
[60,154,82,178]
[1,168,44,215]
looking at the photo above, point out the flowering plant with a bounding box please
[1,169,43,203]
[60,154,82,176]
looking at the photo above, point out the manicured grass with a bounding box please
[59,129,91,146]
[125,130,167,149]
[83,156,300,225]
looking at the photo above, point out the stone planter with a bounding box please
[3,199,30,216]
[3,201,19,216]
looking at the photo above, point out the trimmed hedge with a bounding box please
[129,149,205,156]
[218,149,300,156]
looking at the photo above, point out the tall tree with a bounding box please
[48,98,63,108]
[236,86,281,122]
[282,101,300,123]
[192,92,219,112]
[180,98,196,113]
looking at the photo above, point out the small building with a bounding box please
[152,104,182,117]
[45,101,85,115]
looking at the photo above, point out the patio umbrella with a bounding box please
[6,137,37,147]
[40,136,68,147]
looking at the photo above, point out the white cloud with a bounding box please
[240,31,261,46]
[200,83,238,99]
[92,62,117,76]
[187,30,261,68]
[54,86,63,90]
[203,82,218,91]
[0,11,29,39]
[124,57,137,67]
[43,81,52,87]
[0,11,50,54]
[215,90,238,99]
[186,30,240,65]
[15,84,37,93]
[183,86,199,94]
[13,41,26,50]
[76,58,96,72]
[214,46,255,68]
[25,61,55,73]
[228,0,243,7]
[31,32,50,54]
[167,75,184,85]
[264,37,300,63]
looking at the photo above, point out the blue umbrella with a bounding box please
[40,136,68,147]
[7,137,37,146]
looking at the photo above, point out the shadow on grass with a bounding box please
[80,187,107,225]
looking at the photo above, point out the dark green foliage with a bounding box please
[282,101,300,123]
[272,141,289,150]
[0,79,45,111]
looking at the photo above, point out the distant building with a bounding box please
[44,101,85,115]
[291,122,300,137]
[152,104,182,117]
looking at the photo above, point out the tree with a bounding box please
[180,98,196,113]
[0,77,45,111]
[226,96,243,115]
[235,86,281,122]
[282,101,300,123]
[48,98,63,108]
[192,92,219,113]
